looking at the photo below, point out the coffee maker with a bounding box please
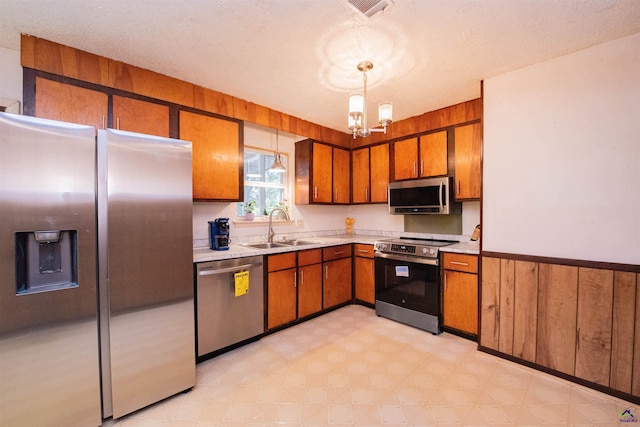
[208,218,230,250]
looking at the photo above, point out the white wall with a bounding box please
[483,32,640,264]
[0,46,22,111]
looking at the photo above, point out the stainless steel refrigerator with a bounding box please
[0,112,196,426]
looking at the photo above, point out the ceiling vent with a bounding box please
[347,0,393,18]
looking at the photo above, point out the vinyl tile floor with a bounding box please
[108,305,638,426]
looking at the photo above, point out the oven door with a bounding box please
[374,253,440,316]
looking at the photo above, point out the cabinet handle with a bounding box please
[116,117,120,130]
[300,270,304,286]
[444,272,447,291]
[370,263,374,275]
[357,249,369,254]
[335,189,338,201]
[325,265,329,280]
[101,115,106,130]
[450,261,469,266]
[334,251,345,256]
[413,162,417,176]
[313,186,318,200]
[365,188,368,202]
[420,161,424,176]
[294,271,297,288]
[457,180,461,195]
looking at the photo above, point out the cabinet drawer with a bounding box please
[268,252,296,272]
[298,248,322,266]
[323,244,352,262]
[442,253,478,274]
[354,244,374,258]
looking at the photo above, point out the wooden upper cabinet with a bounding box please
[295,139,351,205]
[112,95,170,138]
[454,122,482,200]
[179,110,242,201]
[393,137,418,180]
[352,147,370,203]
[312,142,333,203]
[35,77,108,129]
[333,147,351,204]
[419,130,448,177]
[370,143,390,203]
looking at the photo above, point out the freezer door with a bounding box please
[99,129,195,419]
[0,113,101,426]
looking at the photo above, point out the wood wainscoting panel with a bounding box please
[633,273,640,396]
[536,263,578,376]
[611,271,636,393]
[480,257,500,350]
[513,261,538,362]
[575,268,614,386]
[498,259,515,355]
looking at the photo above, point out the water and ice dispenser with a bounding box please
[15,230,78,294]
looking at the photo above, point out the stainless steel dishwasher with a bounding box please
[196,256,264,359]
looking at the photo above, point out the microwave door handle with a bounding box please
[439,180,444,211]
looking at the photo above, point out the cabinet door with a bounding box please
[355,256,375,305]
[419,130,448,177]
[443,270,478,335]
[298,263,323,318]
[454,123,482,200]
[312,142,332,203]
[267,268,297,329]
[352,147,370,203]
[370,143,389,203]
[333,147,351,204]
[35,77,108,129]
[393,137,418,180]
[112,95,170,137]
[180,110,241,201]
[323,257,352,309]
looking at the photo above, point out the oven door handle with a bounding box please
[374,252,439,266]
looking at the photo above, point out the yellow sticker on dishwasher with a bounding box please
[234,270,249,296]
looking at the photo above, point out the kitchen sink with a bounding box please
[278,240,318,246]
[243,242,286,249]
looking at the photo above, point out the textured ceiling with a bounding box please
[1,0,639,133]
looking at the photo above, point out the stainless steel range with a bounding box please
[374,238,456,334]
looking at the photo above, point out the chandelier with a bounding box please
[348,61,393,139]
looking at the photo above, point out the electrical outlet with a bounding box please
[296,219,304,227]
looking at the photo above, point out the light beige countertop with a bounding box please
[193,233,479,263]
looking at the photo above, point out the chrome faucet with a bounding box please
[267,208,290,243]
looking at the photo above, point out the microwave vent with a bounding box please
[347,0,393,18]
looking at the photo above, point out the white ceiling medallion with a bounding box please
[346,0,393,18]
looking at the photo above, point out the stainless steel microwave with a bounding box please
[388,177,461,215]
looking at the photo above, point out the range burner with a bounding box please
[374,237,456,259]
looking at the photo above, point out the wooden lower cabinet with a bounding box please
[323,245,353,309]
[481,253,640,400]
[267,253,297,330]
[298,263,322,318]
[442,253,478,336]
[354,244,375,305]
[298,249,323,318]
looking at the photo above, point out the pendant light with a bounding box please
[269,129,286,173]
[348,61,393,139]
